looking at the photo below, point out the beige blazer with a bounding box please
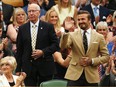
[0,74,21,87]
[60,29,109,83]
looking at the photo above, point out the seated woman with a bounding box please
[0,56,26,87]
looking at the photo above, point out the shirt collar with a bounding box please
[30,19,39,28]
[81,28,91,35]
[91,3,100,9]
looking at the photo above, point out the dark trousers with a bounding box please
[24,60,54,86]
[67,72,98,87]
[24,74,53,86]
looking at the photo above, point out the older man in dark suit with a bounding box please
[16,3,59,86]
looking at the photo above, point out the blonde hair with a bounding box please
[0,56,17,72]
[13,7,27,26]
[58,0,72,13]
[45,9,61,31]
[113,11,116,26]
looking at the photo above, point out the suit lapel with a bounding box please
[25,22,32,50]
[76,30,85,55]
[35,20,42,48]
[99,6,102,19]
[89,5,95,19]
[87,30,96,54]
[99,6,103,20]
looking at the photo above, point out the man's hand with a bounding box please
[79,57,92,67]
[31,49,44,59]
[95,16,100,24]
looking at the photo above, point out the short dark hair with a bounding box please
[77,10,91,20]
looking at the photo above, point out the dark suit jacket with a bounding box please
[107,0,116,10]
[81,4,111,28]
[16,20,59,76]
[2,2,14,25]
[42,0,55,11]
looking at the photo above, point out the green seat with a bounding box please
[40,79,67,87]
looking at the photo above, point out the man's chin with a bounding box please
[80,26,86,30]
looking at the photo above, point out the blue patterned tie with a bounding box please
[93,6,99,17]
[83,31,88,53]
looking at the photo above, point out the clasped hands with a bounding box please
[31,49,44,60]
[79,57,92,67]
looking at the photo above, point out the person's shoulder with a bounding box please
[52,4,58,9]
[40,20,53,26]
[100,5,110,12]
[0,74,4,79]
[19,21,29,28]
[0,75,2,79]
[53,4,58,7]
[93,30,104,38]
[81,4,91,10]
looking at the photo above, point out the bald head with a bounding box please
[28,3,40,23]
[28,3,40,11]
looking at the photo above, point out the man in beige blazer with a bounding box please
[60,10,109,86]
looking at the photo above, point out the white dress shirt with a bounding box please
[81,28,92,47]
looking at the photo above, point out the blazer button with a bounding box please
[30,60,32,62]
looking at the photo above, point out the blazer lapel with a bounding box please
[26,22,32,49]
[99,6,102,19]
[35,20,42,48]
[87,30,96,54]
[76,30,85,55]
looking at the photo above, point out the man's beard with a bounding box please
[79,23,88,30]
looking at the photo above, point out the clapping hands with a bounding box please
[16,72,26,87]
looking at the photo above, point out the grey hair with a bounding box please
[96,21,108,31]
[28,3,40,11]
